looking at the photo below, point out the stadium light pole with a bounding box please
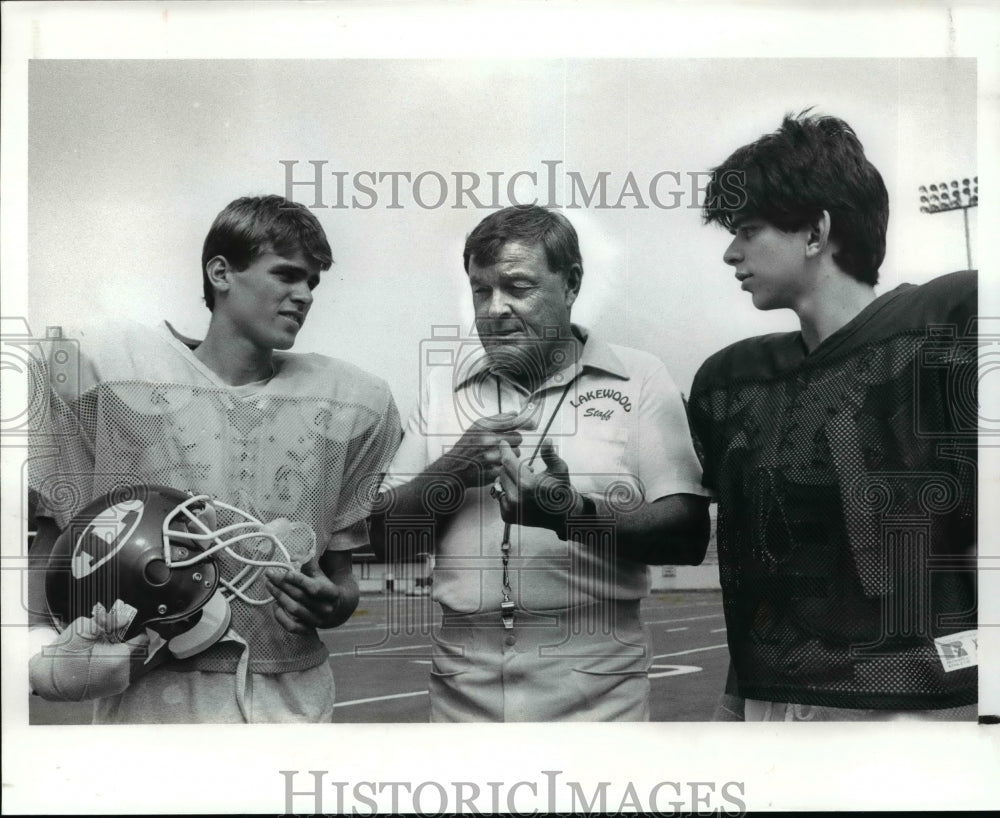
[918,177,978,269]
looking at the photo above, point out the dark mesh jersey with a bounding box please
[689,271,977,709]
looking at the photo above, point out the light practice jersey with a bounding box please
[31,319,401,675]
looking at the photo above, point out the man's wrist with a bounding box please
[574,490,613,518]
[553,490,599,540]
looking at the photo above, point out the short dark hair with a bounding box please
[463,205,583,278]
[201,195,333,310]
[702,111,889,285]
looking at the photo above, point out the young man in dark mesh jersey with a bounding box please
[690,112,977,721]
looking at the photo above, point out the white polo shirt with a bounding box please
[381,325,707,614]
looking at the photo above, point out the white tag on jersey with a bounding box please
[934,629,978,672]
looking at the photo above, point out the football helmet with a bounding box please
[45,484,315,659]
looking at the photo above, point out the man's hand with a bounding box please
[265,551,358,633]
[435,412,524,489]
[496,438,580,533]
[494,441,710,565]
[373,413,532,556]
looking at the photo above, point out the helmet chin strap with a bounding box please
[161,591,254,723]
[166,590,232,660]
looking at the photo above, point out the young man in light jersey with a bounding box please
[28,195,401,722]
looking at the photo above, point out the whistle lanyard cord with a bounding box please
[496,375,574,464]
[496,374,575,627]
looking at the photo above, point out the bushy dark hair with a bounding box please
[201,195,333,310]
[463,205,583,278]
[702,111,889,285]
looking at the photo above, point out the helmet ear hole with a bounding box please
[144,558,171,586]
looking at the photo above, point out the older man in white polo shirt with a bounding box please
[378,205,709,721]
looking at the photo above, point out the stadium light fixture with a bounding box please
[917,175,978,269]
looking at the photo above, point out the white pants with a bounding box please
[93,662,336,724]
[430,600,650,722]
